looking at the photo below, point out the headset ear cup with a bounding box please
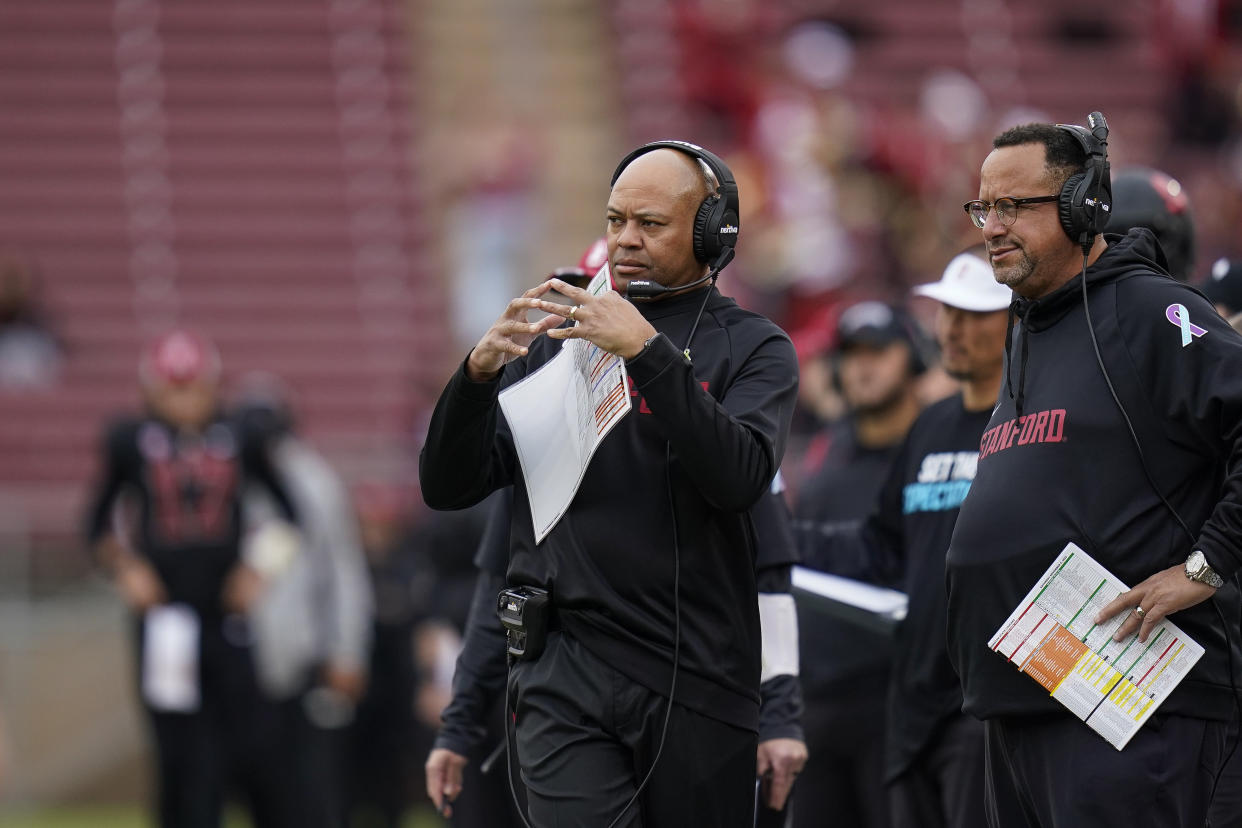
[1058,172,1085,242]
[693,194,720,263]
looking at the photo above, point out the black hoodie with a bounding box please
[420,287,799,731]
[947,228,1242,722]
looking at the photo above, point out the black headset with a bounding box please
[609,139,740,269]
[1054,112,1113,253]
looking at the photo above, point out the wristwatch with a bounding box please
[1184,550,1225,589]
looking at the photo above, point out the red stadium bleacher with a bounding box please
[0,0,447,566]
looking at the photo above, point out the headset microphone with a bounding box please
[625,248,734,300]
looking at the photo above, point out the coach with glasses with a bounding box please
[947,116,1242,827]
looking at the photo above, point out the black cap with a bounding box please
[834,301,928,375]
[836,301,908,347]
[1202,258,1242,316]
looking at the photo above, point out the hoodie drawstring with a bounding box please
[1014,324,1029,419]
[1003,299,1030,419]
[1003,301,1016,405]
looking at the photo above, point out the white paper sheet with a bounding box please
[142,603,201,713]
[498,265,632,542]
[988,542,1204,750]
[791,566,909,621]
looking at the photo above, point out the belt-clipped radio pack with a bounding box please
[497,585,551,662]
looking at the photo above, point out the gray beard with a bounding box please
[994,252,1034,290]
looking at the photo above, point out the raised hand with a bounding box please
[538,278,657,360]
[466,283,565,382]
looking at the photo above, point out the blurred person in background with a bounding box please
[548,235,608,291]
[0,253,61,389]
[1105,166,1196,282]
[798,247,1010,828]
[790,300,926,828]
[1202,258,1242,319]
[347,483,421,828]
[84,330,299,828]
[232,375,374,828]
[783,314,847,504]
[347,481,495,827]
[422,487,531,828]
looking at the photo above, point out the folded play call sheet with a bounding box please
[498,264,631,543]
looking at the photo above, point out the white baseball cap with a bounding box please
[912,252,1012,312]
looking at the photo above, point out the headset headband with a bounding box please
[610,140,738,207]
[1054,123,1103,163]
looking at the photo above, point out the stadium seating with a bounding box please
[0,0,446,562]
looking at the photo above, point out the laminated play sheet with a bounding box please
[988,542,1203,750]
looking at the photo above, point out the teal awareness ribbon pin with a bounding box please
[1166,304,1207,347]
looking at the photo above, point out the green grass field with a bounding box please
[0,806,444,828]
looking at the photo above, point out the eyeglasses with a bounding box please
[963,195,1059,229]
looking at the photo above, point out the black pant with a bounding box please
[888,715,987,828]
[984,713,1228,828]
[792,676,890,828]
[142,617,295,828]
[347,621,418,828]
[450,695,528,828]
[281,680,354,828]
[1208,716,1242,828]
[509,631,758,827]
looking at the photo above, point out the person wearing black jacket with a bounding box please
[425,478,807,823]
[789,300,924,828]
[419,142,799,826]
[948,120,1242,826]
[85,330,299,828]
[798,247,1010,828]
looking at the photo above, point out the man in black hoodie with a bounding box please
[419,142,799,826]
[947,120,1242,826]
